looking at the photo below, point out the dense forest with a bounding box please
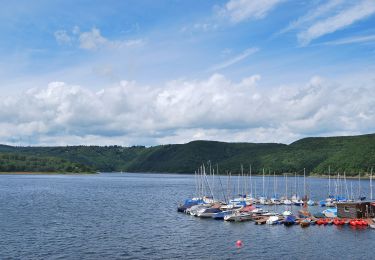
[0,133,374,175]
[0,153,93,173]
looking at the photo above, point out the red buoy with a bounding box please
[236,240,243,248]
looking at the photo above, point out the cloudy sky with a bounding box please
[1,0,375,146]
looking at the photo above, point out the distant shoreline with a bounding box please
[0,171,371,179]
[0,171,97,175]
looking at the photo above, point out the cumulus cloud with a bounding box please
[0,74,374,146]
[219,0,283,23]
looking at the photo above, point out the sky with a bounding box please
[0,0,375,146]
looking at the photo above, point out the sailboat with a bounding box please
[258,169,268,205]
[291,171,303,206]
[245,165,256,204]
[320,166,334,207]
[282,174,292,205]
[270,171,281,205]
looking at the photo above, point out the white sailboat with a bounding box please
[282,173,292,205]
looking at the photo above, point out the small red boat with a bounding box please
[333,218,345,225]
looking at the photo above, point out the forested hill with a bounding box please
[0,133,374,175]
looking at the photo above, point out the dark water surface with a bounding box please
[0,173,374,259]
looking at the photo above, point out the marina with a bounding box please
[178,164,375,229]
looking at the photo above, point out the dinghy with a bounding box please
[283,215,296,226]
[266,216,280,225]
[300,218,311,228]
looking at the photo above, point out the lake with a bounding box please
[0,173,374,259]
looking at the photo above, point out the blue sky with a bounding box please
[0,0,375,146]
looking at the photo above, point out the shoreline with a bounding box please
[0,171,97,175]
[0,171,372,179]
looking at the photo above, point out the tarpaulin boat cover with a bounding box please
[184,199,204,206]
[240,205,256,212]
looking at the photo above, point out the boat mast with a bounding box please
[262,168,265,197]
[217,164,226,203]
[358,172,361,199]
[249,164,252,198]
[274,171,276,198]
[210,161,214,201]
[303,168,306,197]
[203,164,215,200]
[285,173,288,199]
[201,164,206,198]
[237,169,240,196]
[254,176,257,199]
[370,168,373,201]
[241,164,245,197]
[328,166,331,196]
[344,171,349,200]
[194,171,199,198]
[227,171,231,203]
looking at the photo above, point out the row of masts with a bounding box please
[194,164,374,203]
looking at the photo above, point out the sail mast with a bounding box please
[303,168,306,197]
[370,168,373,201]
[274,171,276,198]
[358,172,361,199]
[262,168,265,197]
[241,164,244,197]
[328,166,331,196]
[249,165,252,198]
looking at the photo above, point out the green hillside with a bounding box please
[0,153,94,173]
[0,133,374,174]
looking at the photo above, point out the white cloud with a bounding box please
[54,30,72,44]
[220,0,283,23]
[54,26,145,51]
[0,74,374,146]
[279,0,344,34]
[322,34,375,45]
[181,23,219,33]
[209,47,259,71]
[298,0,375,45]
[79,27,107,50]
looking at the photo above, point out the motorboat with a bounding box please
[224,211,253,222]
[282,210,292,216]
[196,207,222,218]
[266,216,280,225]
[212,210,234,220]
[186,205,208,216]
[300,218,311,228]
[283,215,296,226]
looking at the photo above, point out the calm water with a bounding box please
[0,173,374,260]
